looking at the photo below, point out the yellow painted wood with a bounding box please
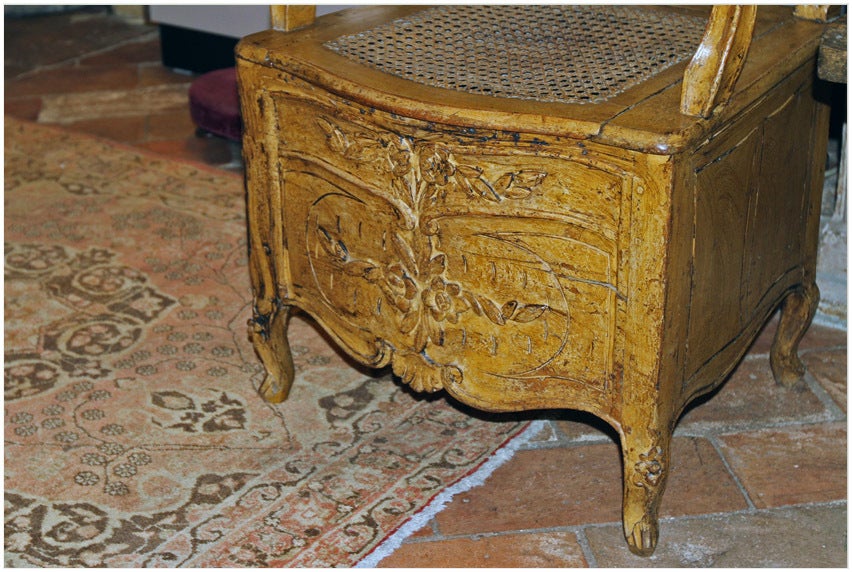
[237,5,830,557]
[680,5,757,118]
[270,5,316,31]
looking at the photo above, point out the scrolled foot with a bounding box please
[770,348,806,388]
[625,514,660,557]
[770,283,819,388]
[257,370,293,403]
[250,307,295,403]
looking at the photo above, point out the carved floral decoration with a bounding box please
[313,116,553,392]
[632,446,666,489]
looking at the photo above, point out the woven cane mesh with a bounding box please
[324,5,708,105]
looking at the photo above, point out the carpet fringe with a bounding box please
[354,419,548,568]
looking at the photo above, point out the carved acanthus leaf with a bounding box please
[341,259,380,281]
[450,164,548,202]
[317,117,349,155]
[392,352,443,392]
[318,116,413,176]
[462,291,549,326]
[495,169,549,199]
[391,352,461,393]
[391,232,419,277]
[317,116,548,209]
[454,164,501,202]
[316,225,348,262]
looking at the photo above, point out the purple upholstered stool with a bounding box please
[188,67,242,142]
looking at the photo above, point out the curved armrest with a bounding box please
[680,5,757,119]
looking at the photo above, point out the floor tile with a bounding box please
[803,349,847,412]
[433,444,623,536]
[660,437,750,515]
[553,409,620,444]
[137,65,197,88]
[800,321,847,352]
[5,9,151,77]
[718,422,847,508]
[145,109,200,141]
[378,531,588,568]
[78,38,162,67]
[37,84,191,124]
[742,312,780,356]
[434,437,745,537]
[405,521,438,541]
[585,504,847,567]
[6,66,140,97]
[676,356,829,431]
[52,116,146,144]
[5,97,43,121]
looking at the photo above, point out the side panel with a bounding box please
[682,63,825,397]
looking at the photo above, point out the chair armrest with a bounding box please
[270,5,316,31]
[680,5,757,119]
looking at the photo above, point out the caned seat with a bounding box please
[236,5,833,556]
[322,6,708,105]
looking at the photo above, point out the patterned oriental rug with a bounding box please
[4,118,534,567]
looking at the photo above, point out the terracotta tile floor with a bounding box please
[6,8,847,568]
[5,7,241,173]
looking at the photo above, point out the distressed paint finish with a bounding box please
[237,5,830,556]
[680,5,757,118]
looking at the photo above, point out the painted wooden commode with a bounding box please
[236,5,832,556]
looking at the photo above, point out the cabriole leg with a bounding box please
[620,427,671,556]
[770,282,819,388]
[251,305,295,403]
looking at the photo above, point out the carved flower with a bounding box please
[633,446,665,488]
[386,139,412,177]
[384,262,418,313]
[419,146,455,185]
[422,276,463,324]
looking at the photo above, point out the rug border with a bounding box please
[354,419,547,567]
